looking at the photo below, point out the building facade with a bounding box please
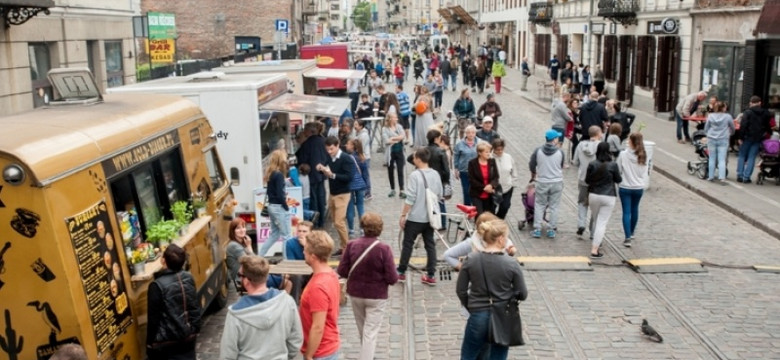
[1,0,138,116]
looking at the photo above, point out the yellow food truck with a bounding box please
[0,69,233,359]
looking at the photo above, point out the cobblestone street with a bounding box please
[197,70,780,359]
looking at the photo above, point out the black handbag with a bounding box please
[479,253,524,347]
[260,193,270,218]
[491,184,504,205]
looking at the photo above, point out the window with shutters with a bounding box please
[635,36,655,88]
[603,35,617,81]
[535,34,551,66]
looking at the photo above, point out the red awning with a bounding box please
[757,0,780,35]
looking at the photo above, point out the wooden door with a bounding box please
[654,36,680,112]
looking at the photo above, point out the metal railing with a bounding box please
[528,2,553,23]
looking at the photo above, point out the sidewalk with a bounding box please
[501,67,780,240]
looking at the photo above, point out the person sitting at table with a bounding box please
[356,93,374,119]
[283,221,314,303]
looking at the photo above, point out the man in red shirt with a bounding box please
[300,231,341,360]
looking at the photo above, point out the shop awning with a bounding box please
[438,8,455,23]
[756,0,780,35]
[303,68,366,80]
[450,5,477,26]
[259,93,350,118]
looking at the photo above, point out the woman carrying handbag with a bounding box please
[456,220,528,360]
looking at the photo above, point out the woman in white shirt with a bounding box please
[491,138,518,219]
[616,132,649,248]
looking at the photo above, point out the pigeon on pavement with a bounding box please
[641,319,663,343]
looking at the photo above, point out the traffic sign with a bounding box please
[275,19,289,33]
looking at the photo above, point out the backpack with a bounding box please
[477,63,486,78]
[450,58,458,72]
[418,170,442,230]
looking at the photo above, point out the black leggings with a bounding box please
[388,151,405,191]
[472,196,495,215]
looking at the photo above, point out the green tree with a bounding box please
[351,2,371,31]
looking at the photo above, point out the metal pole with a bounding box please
[586,0,594,66]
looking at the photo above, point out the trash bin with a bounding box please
[644,140,655,187]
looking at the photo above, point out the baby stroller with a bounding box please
[687,129,729,180]
[756,138,780,185]
[686,130,710,179]
[517,182,536,230]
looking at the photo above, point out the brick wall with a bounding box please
[142,0,294,59]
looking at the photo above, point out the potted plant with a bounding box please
[130,249,148,275]
[145,219,179,247]
[192,197,207,218]
[171,201,193,233]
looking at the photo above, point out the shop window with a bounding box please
[109,150,189,247]
[701,43,744,115]
[28,43,53,108]
[105,41,124,88]
[635,36,655,88]
[204,147,226,191]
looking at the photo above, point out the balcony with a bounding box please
[597,0,639,26]
[528,2,553,25]
[0,0,54,27]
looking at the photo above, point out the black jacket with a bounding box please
[327,151,355,195]
[147,270,201,347]
[407,144,450,185]
[579,101,609,140]
[296,135,328,183]
[740,106,772,142]
[467,158,500,199]
[585,160,622,196]
[610,112,636,141]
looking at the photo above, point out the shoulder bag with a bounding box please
[479,253,524,347]
[418,170,442,230]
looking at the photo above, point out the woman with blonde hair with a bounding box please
[456,219,528,359]
[443,213,517,270]
[259,149,292,257]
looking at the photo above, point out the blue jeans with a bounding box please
[349,92,360,114]
[434,91,443,109]
[675,110,691,141]
[301,198,316,222]
[450,74,458,89]
[395,77,403,88]
[260,203,291,256]
[707,138,729,180]
[443,76,450,90]
[440,201,447,229]
[459,170,472,206]
[347,189,366,232]
[314,351,339,360]
[552,126,565,144]
[618,187,643,240]
[460,310,509,360]
[736,140,761,180]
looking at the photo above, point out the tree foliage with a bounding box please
[351,2,371,31]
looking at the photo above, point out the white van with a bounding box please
[109,72,350,240]
[429,34,450,50]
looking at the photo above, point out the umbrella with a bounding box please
[320,36,335,44]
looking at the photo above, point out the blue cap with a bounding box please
[545,129,562,141]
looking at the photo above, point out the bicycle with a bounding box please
[396,203,477,253]
[444,111,477,141]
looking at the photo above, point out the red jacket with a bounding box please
[394,65,404,79]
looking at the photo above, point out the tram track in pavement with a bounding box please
[500,105,728,359]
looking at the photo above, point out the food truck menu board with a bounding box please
[66,200,132,355]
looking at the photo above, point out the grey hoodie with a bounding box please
[529,143,564,183]
[572,140,599,185]
[551,99,570,129]
[220,290,303,360]
[704,112,735,142]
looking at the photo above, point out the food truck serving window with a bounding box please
[108,150,188,241]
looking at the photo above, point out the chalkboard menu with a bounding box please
[66,200,132,355]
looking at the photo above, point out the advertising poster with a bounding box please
[253,186,304,252]
[65,200,132,355]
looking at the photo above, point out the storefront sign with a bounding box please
[147,12,176,39]
[65,201,132,355]
[146,39,176,63]
[648,18,679,35]
[592,23,605,34]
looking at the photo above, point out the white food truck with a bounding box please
[109,72,351,240]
